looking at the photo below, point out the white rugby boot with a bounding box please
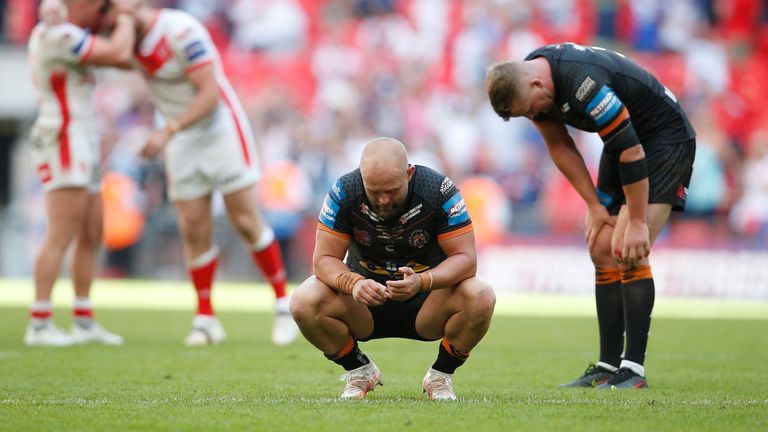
[70,321,124,345]
[184,315,227,346]
[271,297,299,346]
[422,368,457,401]
[339,362,382,400]
[24,320,74,347]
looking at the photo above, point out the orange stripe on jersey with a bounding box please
[621,265,653,284]
[436,222,473,241]
[218,85,251,167]
[50,71,71,171]
[317,223,351,240]
[598,106,629,138]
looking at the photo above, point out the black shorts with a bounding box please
[596,138,696,215]
[357,291,437,342]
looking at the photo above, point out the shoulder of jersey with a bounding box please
[330,169,363,203]
[412,165,453,206]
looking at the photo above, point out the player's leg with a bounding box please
[26,187,88,346]
[561,220,622,387]
[597,203,671,389]
[174,194,225,346]
[222,185,296,346]
[415,276,496,400]
[290,276,380,399]
[67,191,123,345]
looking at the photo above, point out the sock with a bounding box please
[621,265,655,367]
[431,337,469,375]
[595,267,624,368]
[73,297,94,328]
[251,227,287,299]
[620,359,645,377]
[189,247,219,316]
[30,300,52,326]
[324,336,370,371]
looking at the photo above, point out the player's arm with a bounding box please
[314,226,388,306]
[582,85,650,263]
[140,64,219,159]
[81,13,135,68]
[535,118,614,250]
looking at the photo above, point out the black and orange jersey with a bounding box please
[526,43,695,152]
[317,165,473,282]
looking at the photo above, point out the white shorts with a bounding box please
[165,110,260,201]
[29,124,102,193]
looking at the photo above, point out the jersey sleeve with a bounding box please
[46,24,94,64]
[169,17,216,73]
[317,177,352,240]
[566,63,641,153]
[435,176,473,241]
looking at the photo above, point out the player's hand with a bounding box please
[39,0,67,25]
[352,279,389,306]
[140,127,172,160]
[385,267,421,301]
[620,220,650,267]
[585,204,614,253]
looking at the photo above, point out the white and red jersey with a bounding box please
[28,22,97,134]
[135,9,251,135]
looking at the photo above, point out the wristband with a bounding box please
[419,271,433,291]
[335,271,364,295]
[167,119,181,135]
[619,158,648,185]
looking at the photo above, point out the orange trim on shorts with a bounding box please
[621,265,653,284]
[336,335,356,358]
[598,107,629,138]
[437,223,473,241]
[595,267,622,285]
[317,223,351,240]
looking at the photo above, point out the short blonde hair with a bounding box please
[485,61,528,121]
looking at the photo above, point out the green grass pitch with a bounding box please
[0,281,766,431]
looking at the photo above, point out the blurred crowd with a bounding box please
[2,0,768,279]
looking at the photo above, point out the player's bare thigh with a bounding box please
[414,275,494,340]
[291,275,374,339]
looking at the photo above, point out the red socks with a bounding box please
[251,229,287,299]
[189,248,219,316]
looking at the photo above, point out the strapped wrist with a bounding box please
[419,271,434,291]
[335,271,364,295]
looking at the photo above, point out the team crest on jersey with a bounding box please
[408,229,430,249]
[359,203,382,222]
[353,228,371,246]
[37,163,52,184]
[575,76,596,102]
[399,204,422,225]
[440,177,454,196]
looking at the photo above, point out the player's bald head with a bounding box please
[359,137,409,181]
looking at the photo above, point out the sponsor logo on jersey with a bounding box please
[359,203,382,223]
[442,192,470,226]
[575,76,596,102]
[353,228,371,246]
[184,40,207,62]
[408,229,430,249]
[37,163,52,184]
[586,85,622,127]
[384,244,396,253]
[440,177,454,196]
[399,204,422,225]
[219,172,242,186]
[331,179,345,200]
[319,194,340,228]
[561,102,570,113]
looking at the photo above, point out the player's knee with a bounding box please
[289,277,327,325]
[230,213,257,243]
[589,238,614,267]
[463,280,496,322]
